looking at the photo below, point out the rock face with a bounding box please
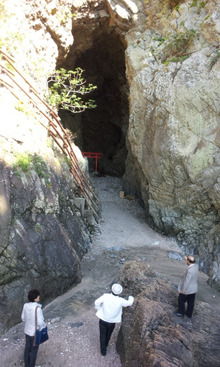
[123,0,220,291]
[0,0,95,334]
[0,87,93,334]
[116,261,220,367]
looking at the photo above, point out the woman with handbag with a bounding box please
[21,289,47,367]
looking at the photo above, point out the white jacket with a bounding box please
[95,293,134,323]
[21,302,46,336]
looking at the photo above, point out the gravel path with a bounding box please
[1,175,220,367]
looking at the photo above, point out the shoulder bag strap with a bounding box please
[33,306,39,347]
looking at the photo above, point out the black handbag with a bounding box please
[33,306,49,347]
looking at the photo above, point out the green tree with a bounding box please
[47,67,97,113]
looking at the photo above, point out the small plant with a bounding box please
[153,37,165,46]
[190,0,198,7]
[164,55,190,65]
[174,4,180,12]
[15,101,33,116]
[32,154,48,178]
[199,1,206,8]
[47,67,97,114]
[13,153,32,174]
[64,156,72,169]
[55,7,76,25]
[13,153,48,180]
[161,29,196,63]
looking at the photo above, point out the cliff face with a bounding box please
[0,0,93,333]
[0,89,93,333]
[122,0,220,289]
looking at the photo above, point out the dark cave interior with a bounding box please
[58,31,129,177]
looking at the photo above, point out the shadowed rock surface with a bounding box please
[0,132,92,334]
[116,261,220,367]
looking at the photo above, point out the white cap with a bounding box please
[112,283,123,295]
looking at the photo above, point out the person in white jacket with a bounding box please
[21,289,46,367]
[95,283,134,356]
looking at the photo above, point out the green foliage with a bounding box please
[15,101,34,116]
[199,1,206,8]
[47,67,97,113]
[204,15,210,21]
[190,0,198,7]
[151,28,196,64]
[0,0,25,52]
[164,55,190,65]
[55,7,76,25]
[13,153,48,180]
[13,153,32,174]
[32,154,48,178]
[174,4,180,12]
[162,29,196,63]
[165,29,196,54]
[152,37,165,46]
[64,156,72,169]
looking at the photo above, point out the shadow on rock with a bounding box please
[116,261,220,367]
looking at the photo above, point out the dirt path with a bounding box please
[1,176,220,367]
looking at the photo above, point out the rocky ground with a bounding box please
[1,175,220,367]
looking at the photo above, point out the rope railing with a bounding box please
[0,49,99,219]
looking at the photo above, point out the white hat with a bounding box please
[112,283,123,295]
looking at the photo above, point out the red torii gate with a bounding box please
[82,152,102,172]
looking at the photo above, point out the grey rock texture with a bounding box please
[116,261,220,367]
[122,0,220,289]
[0,91,93,334]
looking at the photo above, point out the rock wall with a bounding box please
[0,0,94,334]
[0,88,93,333]
[121,0,220,289]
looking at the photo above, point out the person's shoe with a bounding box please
[174,312,184,317]
[101,351,106,356]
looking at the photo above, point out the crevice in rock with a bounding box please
[57,29,129,177]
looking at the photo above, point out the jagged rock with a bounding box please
[116,261,220,367]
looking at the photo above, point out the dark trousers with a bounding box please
[24,334,39,367]
[99,319,115,355]
[178,293,196,318]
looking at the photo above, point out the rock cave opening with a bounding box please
[58,31,129,178]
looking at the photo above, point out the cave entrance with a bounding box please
[59,31,129,177]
